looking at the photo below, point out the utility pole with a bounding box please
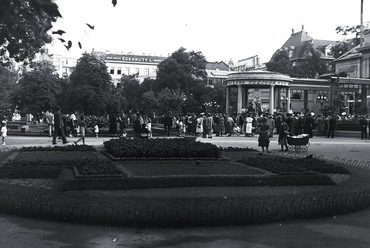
[361,0,364,46]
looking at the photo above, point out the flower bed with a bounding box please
[104,138,220,159]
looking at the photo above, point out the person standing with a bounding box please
[45,110,54,137]
[257,117,270,153]
[278,119,289,151]
[52,107,68,145]
[94,123,99,137]
[359,115,368,140]
[205,113,214,138]
[196,114,204,137]
[1,121,7,146]
[74,115,87,145]
[163,112,173,136]
[109,114,118,137]
[327,114,337,138]
[267,115,275,138]
[245,114,253,137]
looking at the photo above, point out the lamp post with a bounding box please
[317,95,327,114]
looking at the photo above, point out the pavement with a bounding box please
[0,134,370,248]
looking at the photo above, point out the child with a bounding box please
[1,121,7,145]
[94,124,99,137]
[74,116,87,145]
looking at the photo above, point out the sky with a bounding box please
[47,0,370,64]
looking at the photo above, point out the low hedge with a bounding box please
[56,171,335,191]
[104,138,220,159]
[19,145,96,152]
[238,156,349,175]
[2,158,122,176]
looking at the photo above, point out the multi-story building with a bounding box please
[276,26,337,66]
[233,55,265,72]
[205,61,233,87]
[36,52,78,78]
[331,29,370,114]
[94,51,167,86]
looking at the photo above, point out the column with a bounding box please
[287,87,291,113]
[269,85,275,114]
[226,86,230,115]
[362,85,368,114]
[237,85,243,114]
[304,90,309,114]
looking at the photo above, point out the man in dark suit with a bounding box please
[52,107,68,145]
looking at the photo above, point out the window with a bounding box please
[125,67,130,75]
[117,67,122,75]
[144,68,149,76]
[135,68,140,74]
[110,67,115,74]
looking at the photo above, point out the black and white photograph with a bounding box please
[1,0,370,247]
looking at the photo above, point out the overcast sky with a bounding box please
[47,0,369,64]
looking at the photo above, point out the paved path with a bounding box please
[0,135,370,247]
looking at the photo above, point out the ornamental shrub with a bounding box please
[104,138,220,159]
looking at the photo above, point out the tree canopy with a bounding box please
[266,50,292,75]
[156,47,207,95]
[0,0,61,65]
[0,66,17,109]
[66,53,113,115]
[14,61,63,114]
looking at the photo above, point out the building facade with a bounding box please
[331,29,370,115]
[93,51,167,86]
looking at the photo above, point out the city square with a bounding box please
[1,0,370,247]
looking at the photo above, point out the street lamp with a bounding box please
[317,95,327,114]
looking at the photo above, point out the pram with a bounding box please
[287,134,310,152]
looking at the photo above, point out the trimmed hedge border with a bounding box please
[55,166,335,191]
[1,183,370,227]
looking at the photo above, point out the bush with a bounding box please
[104,138,220,159]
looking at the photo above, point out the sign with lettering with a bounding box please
[105,54,165,63]
[227,80,290,86]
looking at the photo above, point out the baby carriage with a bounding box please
[287,134,310,152]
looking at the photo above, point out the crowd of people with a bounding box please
[2,105,370,148]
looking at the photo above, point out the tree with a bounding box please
[0,0,61,65]
[331,42,350,59]
[156,47,207,95]
[291,46,329,78]
[14,61,63,115]
[118,74,143,112]
[0,66,17,110]
[66,53,113,115]
[266,50,292,75]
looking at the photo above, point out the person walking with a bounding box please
[257,117,270,153]
[74,115,87,145]
[327,114,337,138]
[52,107,68,145]
[1,121,7,146]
